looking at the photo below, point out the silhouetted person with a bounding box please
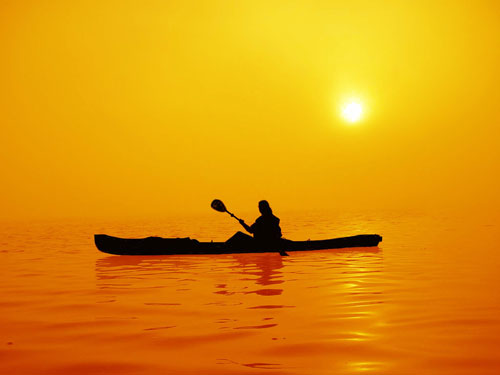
[226,201,282,249]
[239,200,282,241]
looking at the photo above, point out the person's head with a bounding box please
[258,200,273,215]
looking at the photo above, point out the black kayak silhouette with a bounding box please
[94,234,382,256]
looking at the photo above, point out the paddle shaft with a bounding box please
[225,210,242,222]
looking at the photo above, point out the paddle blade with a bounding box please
[211,199,227,213]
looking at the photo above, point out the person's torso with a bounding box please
[252,215,281,241]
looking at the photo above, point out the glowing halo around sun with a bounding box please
[341,101,363,123]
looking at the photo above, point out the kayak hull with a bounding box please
[94,234,382,256]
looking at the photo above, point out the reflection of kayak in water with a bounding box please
[94,234,382,256]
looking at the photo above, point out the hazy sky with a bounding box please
[1,0,499,219]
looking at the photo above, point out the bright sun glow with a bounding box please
[341,101,363,123]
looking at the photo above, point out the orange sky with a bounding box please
[1,0,499,220]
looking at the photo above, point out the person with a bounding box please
[225,200,282,247]
[239,200,282,242]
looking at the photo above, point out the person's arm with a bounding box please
[239,219,253,234]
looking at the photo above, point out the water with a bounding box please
[2,211,500,374]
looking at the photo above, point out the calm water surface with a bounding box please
[2,211,500,374]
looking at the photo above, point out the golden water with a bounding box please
[2,211,500,374]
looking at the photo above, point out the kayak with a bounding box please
[94,234,382,255]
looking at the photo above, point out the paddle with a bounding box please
[211,199,243,222]
[211,199,289,256]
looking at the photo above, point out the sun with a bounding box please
[341,101,363,123]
